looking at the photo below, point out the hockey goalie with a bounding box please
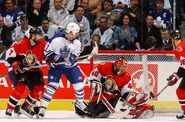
[74,57,154,119]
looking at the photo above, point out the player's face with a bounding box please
[31,34,43,43]
[114,61,128,75]
[66,31,78,41]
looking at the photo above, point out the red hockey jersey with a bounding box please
[6,38,46,70]
[90,62,131,100]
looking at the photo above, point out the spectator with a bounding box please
[12,14,33,41]
[112,13,137,50]
[146,35,158,50]
[126,0,144,32]
[0,15,7,54]
[26,0,47,27]
[61,5,91,49]
[62,0,75,12]
[79,0,102,16]
[0,15,13,48]
[135,14,163,50]
[112,0,129,14]
[38,17,58,41]
[0,0,24,28]
[160,28,174,50]
[80,34,108,56]
[47,0,69,28]
[93,16,114,49]
[149,0,172,29]
[50,0,75,12]
[95,0,120,27]
[80,0,96,33]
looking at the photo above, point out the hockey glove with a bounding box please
[167,72,180,86]
[46,58,57,68]
[12,61,24,74]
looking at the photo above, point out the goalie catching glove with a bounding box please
[167,72,180,86]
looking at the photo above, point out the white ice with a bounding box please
[0,110,182,122]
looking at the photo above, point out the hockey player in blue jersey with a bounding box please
[37,22,87,118]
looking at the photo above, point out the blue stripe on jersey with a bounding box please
[48,33,65,43]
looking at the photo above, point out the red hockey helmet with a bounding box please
[113,57,128,75]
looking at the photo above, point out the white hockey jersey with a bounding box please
[44,34,81,67]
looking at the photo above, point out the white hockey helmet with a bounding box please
[66,22,80,35]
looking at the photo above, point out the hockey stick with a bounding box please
[149,84,168,99]
[0,49,6,59]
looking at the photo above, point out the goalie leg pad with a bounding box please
[129,104,155,119]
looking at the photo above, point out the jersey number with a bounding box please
[92,70,99,77]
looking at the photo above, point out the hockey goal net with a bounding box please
[91,50,180,113]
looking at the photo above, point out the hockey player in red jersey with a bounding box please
[5,28,47,118]
[78,57,154,118]
[167,30,185,119]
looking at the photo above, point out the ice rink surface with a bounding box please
[0,110,184,122]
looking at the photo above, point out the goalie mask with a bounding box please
[113,57,128,75]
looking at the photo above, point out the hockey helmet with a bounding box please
[24,28,42,38]
[30,28,42,35]
[113,57,128,75]
[66,22,80,35]
[170,30,181,39]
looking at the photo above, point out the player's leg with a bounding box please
[64,66,87,115]
[8,71,22,117]
[20,71,44,118]
[5,74,27,117]
[38,67,62,118]
[176,78,185,119]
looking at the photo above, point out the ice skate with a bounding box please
[5,108,13,117]
[33,107,40,119]
[74,101,88,117]
[14,105,22,117]
[20,103,34,118]
[176,109,185,119]
[37,106,46,119]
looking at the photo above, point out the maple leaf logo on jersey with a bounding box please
[59,45,70,59]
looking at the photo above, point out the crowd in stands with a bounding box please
[0,0,185,58]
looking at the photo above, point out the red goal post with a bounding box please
[90,50,180,113]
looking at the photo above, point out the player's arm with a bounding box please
[68,40,82,64]
[5,45,24,74]
[167,56,185,86]
[44,40,65,63]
